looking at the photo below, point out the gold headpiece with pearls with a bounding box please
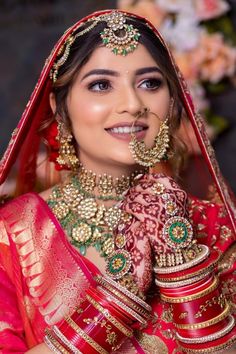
[50,11,141,83]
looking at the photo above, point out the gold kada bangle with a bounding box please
[65,316,108,354]
[175,302,230,330]
[160,276,219,303]
[86,294,133,337]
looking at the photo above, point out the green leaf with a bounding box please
[204,81,228,94]
[205,110,229,134]
[202,16,236,44]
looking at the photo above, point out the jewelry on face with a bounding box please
[50,11,141,83]
[129,99,174,167]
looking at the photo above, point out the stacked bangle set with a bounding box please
[154,246,236,353]
[44,275,151,353]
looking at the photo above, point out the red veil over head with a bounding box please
[0,9,236,235]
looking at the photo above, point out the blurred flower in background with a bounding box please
[118,0,236,147]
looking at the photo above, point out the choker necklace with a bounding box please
[46,172,136,258]
[78,166,147,197]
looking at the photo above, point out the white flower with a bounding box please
[195,0,230,21]
[156,0,194,13]
[188,82,209,112]
[160,14,202,51]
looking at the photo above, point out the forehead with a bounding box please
[77,44,160,76]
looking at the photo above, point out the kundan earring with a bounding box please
[129,99,174,167]
[56,121,79,170]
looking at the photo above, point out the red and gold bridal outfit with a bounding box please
[0,9,236,354]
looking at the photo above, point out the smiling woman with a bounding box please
[0,9,236,354]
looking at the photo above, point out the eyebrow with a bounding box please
[81,66,163,81]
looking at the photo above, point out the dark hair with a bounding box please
[51,16,186,174]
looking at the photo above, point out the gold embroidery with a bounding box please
[0,321,13,331]
[0,220,10,246]
[194,294,226,319]
[218,242,236,274]
[23,295,35,321]
[135,332,168,354]
[161,305,173,323]
[179,312,188,319]
[5,195,92,332]
[220,225,232,243]
[83,316,118,348]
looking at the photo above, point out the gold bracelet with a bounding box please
[97,280,150,319]
[155,271,210,288]
[156,259,217,282]
[65,316,108,354]
[175,302,230,330]
[86,294,133,337]
[44,329,70,354]
[160,276,219,303]
[96,275,151,311]
[179,335,236,353]
[52,325,82,353]
[176,315,235,344]
[154,245,210,274]
[98,286,147,325]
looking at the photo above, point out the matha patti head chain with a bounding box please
[50,11,141,83]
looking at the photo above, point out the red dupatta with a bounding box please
[0,9,236,353]
[0,9,235,236]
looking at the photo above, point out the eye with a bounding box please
[139,78,163,90]
[88,79,112,92]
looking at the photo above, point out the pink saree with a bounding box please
[0,191,235,353]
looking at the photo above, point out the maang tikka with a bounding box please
[56,121,79,170]
[129,99,174,167]
[50,11,141,82]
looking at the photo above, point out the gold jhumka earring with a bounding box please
[56,121,79,170]
[129,99,174,167]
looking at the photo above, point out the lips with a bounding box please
[105,122,148,141]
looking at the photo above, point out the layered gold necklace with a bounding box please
[47,168,141,258]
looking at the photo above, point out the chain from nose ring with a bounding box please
[131,107,150,139]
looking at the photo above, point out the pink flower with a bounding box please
[193,32,236,83]
[195,0,229,21]
[118,0,167,27]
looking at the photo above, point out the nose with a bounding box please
[116,85,144,117]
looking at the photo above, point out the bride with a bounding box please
[0,9,236,354]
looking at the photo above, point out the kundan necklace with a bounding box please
[47,168,141,258]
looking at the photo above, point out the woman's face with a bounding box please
[65,44,171,174]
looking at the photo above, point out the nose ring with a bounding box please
[135,107,150,119]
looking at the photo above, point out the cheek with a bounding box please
[68,95,110,129]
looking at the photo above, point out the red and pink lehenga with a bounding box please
[0,9,236,354]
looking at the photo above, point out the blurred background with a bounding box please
[0,0,236,191]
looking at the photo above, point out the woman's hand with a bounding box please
[116,173,189,293]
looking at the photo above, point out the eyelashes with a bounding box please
[87,79,111,92]
[138,78,164,90]
[87,77,164,93]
